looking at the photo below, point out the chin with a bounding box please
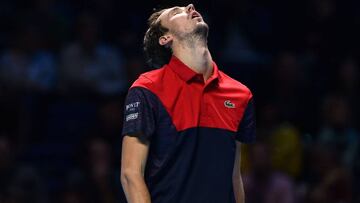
[193,22,209,38]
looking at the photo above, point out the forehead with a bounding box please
[157,6,185,23]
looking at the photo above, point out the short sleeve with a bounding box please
[122,87,155,141]
[236,98,256,143]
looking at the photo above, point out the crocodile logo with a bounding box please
[224,100,235,108]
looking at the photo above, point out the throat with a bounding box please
[174,46,213,81]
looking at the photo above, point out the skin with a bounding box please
[157,4,213,81]
[121,136,151,203]
[121,4,245,203]
[233,141,245,203]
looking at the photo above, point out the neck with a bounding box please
[172,37,213,81]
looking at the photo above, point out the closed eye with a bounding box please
[170,7,183,16]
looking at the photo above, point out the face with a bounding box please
[157,4,208,44]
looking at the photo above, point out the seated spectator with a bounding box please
[248,102,303,179]
[310,168,353,203]
[59,11,127,96]
[316,94,359,171]
[69,136,116,203]
[0,134,47,203]
[334,57,359,124]
[243,142,295,203]
[305,145,353,203]
[0,22,57,92]
[269,123,303,179]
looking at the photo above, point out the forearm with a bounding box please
[233,141,245,203]
[121,172,151,203]
[233,175,245,203]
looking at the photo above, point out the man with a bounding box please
[121,4,255,203]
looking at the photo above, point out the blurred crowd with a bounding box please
[0,0,359,203]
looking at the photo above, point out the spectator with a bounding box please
[243,142,295,203]
[334,57,359,124]
[72,136,116,203]
[0,135,47,203]
[305,145,353,203]
[270,52,308,126]
[59,11,128,96]
[97,100,124,142]
[0,23,57,92]
[268,123,303,179]
[316,94,359,171]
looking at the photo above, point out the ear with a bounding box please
[159,35,173,46]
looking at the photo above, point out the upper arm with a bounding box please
[121,135,150,176]
[236,98,256,143]
[122,87,156,141]
[121,87,157,177]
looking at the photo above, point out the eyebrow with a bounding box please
[167,7,183,18]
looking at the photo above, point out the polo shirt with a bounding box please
[122,56,255,203]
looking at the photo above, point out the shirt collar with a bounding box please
[168,55,219,83]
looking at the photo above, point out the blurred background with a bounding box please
[0,0,359,202]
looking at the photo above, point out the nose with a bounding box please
[186,4,195,13]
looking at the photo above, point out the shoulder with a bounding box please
[131,67,167,89]
[218,70,253,99]
[125,69,167,110]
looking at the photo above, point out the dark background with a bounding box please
[0,0,359,202]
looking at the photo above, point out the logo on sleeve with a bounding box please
[126,113,138,121]
[224,100,235,108]
[126,102,140,112]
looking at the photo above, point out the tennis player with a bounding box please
[121,4,255,203]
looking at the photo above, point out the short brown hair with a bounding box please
[143,9,172,68]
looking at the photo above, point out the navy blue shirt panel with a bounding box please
[145,128,237,203]
[236,98,256,143]
[122,87,178,177]
[122,87,156,140]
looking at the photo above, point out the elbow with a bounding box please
[120,169,132,188]
[232,176,240,184]
[232,173,242,184]
[232,170,242,180]
[233,173,241,179]
[120,170,129,188]
[120,169,142,188]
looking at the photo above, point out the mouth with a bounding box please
[191,12,201,19]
